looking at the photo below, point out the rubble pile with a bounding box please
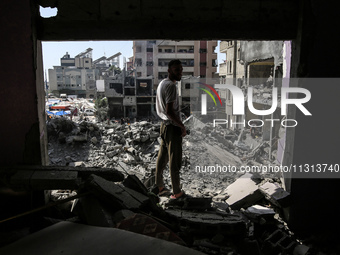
[3,170,312,254]
[0,114,327,254]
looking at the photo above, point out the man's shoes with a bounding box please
[166,191,188,207]
[170,191,186,200]
[150,185,171,196]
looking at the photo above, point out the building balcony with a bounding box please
[160,41,195,46]
[156,53,195,59]
[183,66,194,72]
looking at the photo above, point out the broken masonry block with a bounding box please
[225,173,264,210]
[261,229,297,255]
[85,174,149,211]
[122,174,149,196]
[243,205,275,223]
[259,181,291,208]
[10,170,79,190]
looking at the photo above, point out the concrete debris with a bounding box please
[10,170,79,190]
[1,117,314,254]
[84,174,150,211]
[166,209,247,236]
[261,229,297,255]
[223,173,264,210]
[259,181,291,208]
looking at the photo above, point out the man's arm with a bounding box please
[166,102,187,137]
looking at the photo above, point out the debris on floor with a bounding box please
[0,116,333,254]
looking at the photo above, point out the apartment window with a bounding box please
[158,49,162,53]
[146,61,153,66]
[228,61,233,74]
[200,62,207,66]
[147,48,153,52]
[147,40,156,44]
[178,49,187,53]
[85,60,89,63]
[199,48,207,53]
[136,46,142,53]
[237,48,241,60]
[181,60,188,66]
[165,49,173,53]
[185,83,191,89]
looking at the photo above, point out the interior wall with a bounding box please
[286,0,340,235]
[0,0,41,165]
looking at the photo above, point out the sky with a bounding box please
[40,7,224,81]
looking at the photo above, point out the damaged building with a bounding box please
[1,0,340,254]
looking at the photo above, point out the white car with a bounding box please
[84,109,96,116]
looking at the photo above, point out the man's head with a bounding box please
[168,59,183,82]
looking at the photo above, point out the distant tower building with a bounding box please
[48,48,98,98]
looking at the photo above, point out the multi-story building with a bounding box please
[48,49,99,98]
[132,40,218,118]
[218,40,285,154]
[218,40,245,129]
[133,40,218,84]
[104,69,153,119]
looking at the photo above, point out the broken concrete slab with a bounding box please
[166,209,247,236]
[259,181,291,208]
[85,174,149,211]
[243,205,275,223]
[73,195,115,227]
[4,165,125,183]
[122,174,149,196]
[166,197,212,211]
[224,173,264,210]
[10,170,79,190]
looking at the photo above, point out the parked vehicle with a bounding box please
[84,108,96,116]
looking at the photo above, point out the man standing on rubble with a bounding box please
[154,59,186,199]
